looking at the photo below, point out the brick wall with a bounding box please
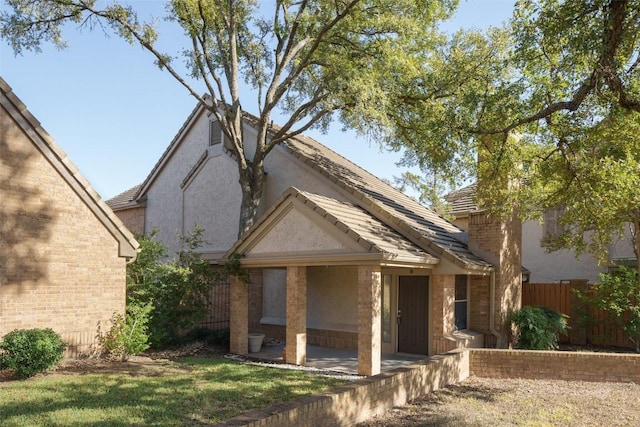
[470,349,640,383]
[469,275,490,333]
[219,349,638,426]
[467,211,522,345]
[113,206,145,235]
[1,104,126,357]
[218,350,469,427]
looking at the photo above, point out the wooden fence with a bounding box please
[522,281,633,350]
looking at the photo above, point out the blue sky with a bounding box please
[0,0,514,200]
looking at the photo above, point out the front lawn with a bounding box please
[0,356,346,426]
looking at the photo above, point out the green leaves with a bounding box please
[126,227,224,348]
[510,306,568,350]
[578,267,640,352]
[0,328,67,378]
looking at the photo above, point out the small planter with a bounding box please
[248,333,265,353]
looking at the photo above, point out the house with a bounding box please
[445,183,636,284]
[0,77,139,356]
[108,100,522,376]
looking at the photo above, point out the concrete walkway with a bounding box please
[248,342,427,375]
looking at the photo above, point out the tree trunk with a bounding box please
[237,160,266,239]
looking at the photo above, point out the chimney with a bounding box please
[467,133,523,347]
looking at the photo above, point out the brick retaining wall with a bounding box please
[217,349,639,426]
[470,349,640,383]
[217,351,469,427]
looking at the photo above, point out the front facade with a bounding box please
[0,77,139,356]
[110,101,522,375]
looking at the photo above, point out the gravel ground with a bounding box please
[357,376,640,426]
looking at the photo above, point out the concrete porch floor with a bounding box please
[247,342,428,375]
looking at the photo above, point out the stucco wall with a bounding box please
[458,215,629,284]
[261,145,347,213]
[522,220,604,283]
[261,266,358,333]
[144,110,348,256]
[183,152,241,252]
[0,104,126,356]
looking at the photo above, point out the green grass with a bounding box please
[0,357,346,426]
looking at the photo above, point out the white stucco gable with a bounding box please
[248,205,363,256]
[226,187,439,268]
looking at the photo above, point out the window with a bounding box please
[454,275,468,330]
[544,207,565,237]
[382,274,392,343]
[209,120,232,151]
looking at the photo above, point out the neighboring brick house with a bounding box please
[445,183,636,283]
[0,77,139,356]
[108,100,521,375]
[107,184,145,235]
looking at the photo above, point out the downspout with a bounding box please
[489,270,502,348]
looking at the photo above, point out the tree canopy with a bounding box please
[381,0,640,266]
[1,0,458,236]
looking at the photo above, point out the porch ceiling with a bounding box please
[224,188,439,268]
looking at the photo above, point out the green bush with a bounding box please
[510,306,568,350]
[0,328,67,378]
[102,302,153,361]
[127,227,226,348]
[577,267,640,352]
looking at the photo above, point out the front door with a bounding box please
[397,276,429,354]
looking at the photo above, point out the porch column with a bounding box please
[358,265,381,376]
[286,266,307,365]
[229,274,249,355]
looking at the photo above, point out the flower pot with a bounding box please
[248,333,265,353]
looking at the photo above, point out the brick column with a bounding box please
[431,275,457,355]
[286,266,307,365]
[432,274,455,338]
[358,265,381,376]
[229,274,249,355]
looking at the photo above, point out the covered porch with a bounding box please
[225,189,490,376]
[247,342,428,375]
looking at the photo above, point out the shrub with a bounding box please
[577,267,640,352]
[102,302,153,361]
[510,306,568,350]
[0,328,66,378]
[127,227,226,348]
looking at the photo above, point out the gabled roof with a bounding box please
[106,184,144,211]
[0,77,139,259]
[127,100,492,271]
[281,136,491,271]
[226,187,439,267]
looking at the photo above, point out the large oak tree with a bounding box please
[382,0,640,272]
[1,0,457,236]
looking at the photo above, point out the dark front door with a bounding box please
[397,276,429,354]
